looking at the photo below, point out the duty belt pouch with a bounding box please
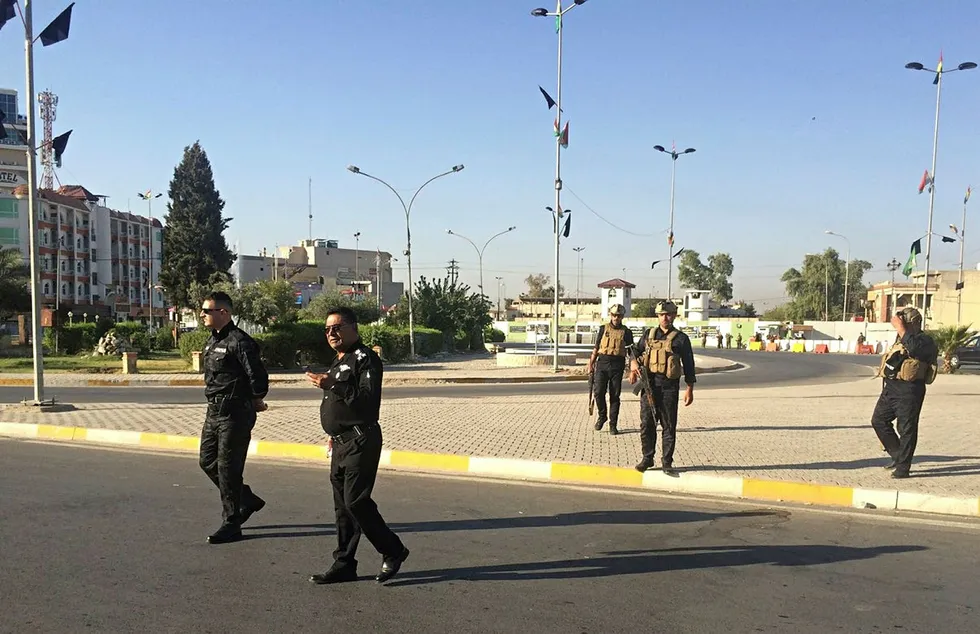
[210,397,236,416]
[882,350,904,380]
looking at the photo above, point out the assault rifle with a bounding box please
[627,343,656,410]
[587,366,595,416]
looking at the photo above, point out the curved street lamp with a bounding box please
[824,230,851,321]
[653,144,696,301]
[347,164,464,358]
[138,190,163,331]
[445,226,517,297]
[905,55,977,315]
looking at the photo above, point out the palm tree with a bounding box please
[928,324,976,374]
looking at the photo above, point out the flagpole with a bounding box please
[667,154,676,302]
[22,0,48,405]
[921,68,942,317]
[551,0,563,372]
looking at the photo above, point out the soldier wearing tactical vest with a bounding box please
[628,300,696,476]
[871,306,938,479]
[588,304,634,435]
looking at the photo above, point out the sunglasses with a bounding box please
[200,308,225,314]
[325,323,351,335]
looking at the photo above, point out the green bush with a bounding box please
[360,325,442,363]
[154,327,175,351]
[484,327,505,343]
[261,320,336,369]
[113,321,145,339]
[178,329,211,362]
[62,323,98,354]
[253,330,299,369]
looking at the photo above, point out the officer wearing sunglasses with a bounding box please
[198,291,269,545]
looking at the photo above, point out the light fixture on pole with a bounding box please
[138,190,162,331]
[824,230,851,321]
[347,164,464,359]
[5,0,78,406]
[905,55,977,316]
[886,257,902,320]
[353,231,361,287]
[531,0,591,371]
[653,143,696,302]
[950,185,970,324]
[445,226,516,298]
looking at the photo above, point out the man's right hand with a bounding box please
[306,371,332,390]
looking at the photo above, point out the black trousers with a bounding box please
[330,424,404,570]
[638,377,680,466]
[199,401,259,526]
[870,381,926,473]
[594,360,625,424]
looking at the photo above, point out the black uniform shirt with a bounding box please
[633,325,697,385]
[319,339,384,436]
[203,322,269,401]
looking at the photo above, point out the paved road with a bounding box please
[0,350,879,404]
[2,440,977,633]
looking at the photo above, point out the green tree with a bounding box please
[780,248,872,321]
[631,299,658,318]
[159,141,235,309]
[388,276,492,350]
[928,324,975,374]
[677,250,735,302]
[733,299,757,317]
[300,290,381,325]
[761,304,793,321]
[0,246,30,322]
[522,273,564,299]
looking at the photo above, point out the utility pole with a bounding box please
[446,259,460,285]
[495,276,504,320]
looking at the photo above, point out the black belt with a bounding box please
[330,423,378,444]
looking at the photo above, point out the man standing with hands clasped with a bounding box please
[198,291,269,545]
[307,307,409,585]
[628,300,696,476]
[588,303,634,435]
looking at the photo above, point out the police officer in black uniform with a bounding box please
[588,304,634,435]
[308,307,409,585]
[198,291,269,544]
[629,300,696,476]
[871,307,938,479]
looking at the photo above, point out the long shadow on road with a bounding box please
[383,544,927,587]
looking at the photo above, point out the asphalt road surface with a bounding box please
[0,350,880,404]
[1,439,977,633]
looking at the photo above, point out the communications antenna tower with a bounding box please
[38,90,59,189]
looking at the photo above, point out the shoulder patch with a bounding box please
[354,349,367,360]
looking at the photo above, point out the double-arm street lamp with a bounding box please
[824,230,851,321]
[905,55,977,314]
[138,190,162,331]
[347,164,464,358]
[531,0,592,371]
[445,226,516,297]
[653,143,696,301]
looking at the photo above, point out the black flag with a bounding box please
[38,2,74,47]
[651,259,662,269]
[52,129,72,167]
[562,215,571,238]
[672,248,685,258]
[538,86,561,112]
[941,235,956,244]
[1,0,16,32]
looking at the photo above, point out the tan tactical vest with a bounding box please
[645,329,682,379]
[597,325,627,357]
[876,341,937,385]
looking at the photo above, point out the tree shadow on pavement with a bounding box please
[383,544,927,587]
[691,455,973,472]
[244,508,781,540]
[680,424,868,433]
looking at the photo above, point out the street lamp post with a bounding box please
[353,231,361,299]
[495,276,504,320]
[653,143,696,302]
[886,257,902,320]
[825,230,851,321]
[347,164,464,359]
[905,56,977,316]
[445,226,517,297]
[572,246,584,320]
[532,0,591,371]
[138,191,162,331]
[950,192,969,324]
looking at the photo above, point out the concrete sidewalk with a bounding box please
[2,374,978,519]
[0,354,739,387]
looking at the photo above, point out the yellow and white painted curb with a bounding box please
[4,420,970,518]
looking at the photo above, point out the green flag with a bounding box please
[902,239,921,277]
[556,14,561,33]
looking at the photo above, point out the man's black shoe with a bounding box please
[882,460,898,470]
[662,465,679,477]
[594,420,605,431]
[609,425,619,436]
[635,459,654,473]
[377,547,410,584]
[207,524,243,545]
[310,567,358,585]
[239,497,266,526]
[891,470,910,479]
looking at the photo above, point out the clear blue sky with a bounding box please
[4,0,980,310]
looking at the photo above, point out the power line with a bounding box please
[564,186,663,238]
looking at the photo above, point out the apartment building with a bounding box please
[5,185,164,326]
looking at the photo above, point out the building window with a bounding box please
[43,282,50,295]
[0,199,17,218]
[0,227,18,245]
[76,261,82,273]
[61,260,67,272]
[128,247,133,257]
[61,283,67,297]
[92,272,98,285]
[141,248,146,259]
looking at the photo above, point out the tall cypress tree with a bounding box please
[159,141,235,309]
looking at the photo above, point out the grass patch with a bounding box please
[0,351,191,374]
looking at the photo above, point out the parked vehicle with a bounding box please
[950,335,980,370]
